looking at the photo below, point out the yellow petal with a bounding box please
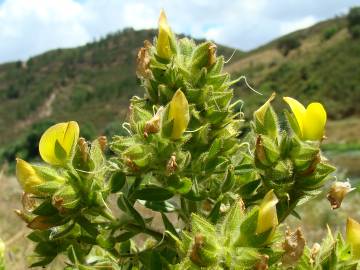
[16,158,44,195]
[283,97,306,135]
[302,102,327,141]
[256,190,279,235]
[168,90,190,140]
[39,121,79,166]
[254,92,276,124]
[157,10,173,59]
[347,217,360,259]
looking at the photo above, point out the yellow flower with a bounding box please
[16,158,45,195]
[168,90,190,140]
[256,190,279,235]
[39,121,79,166]
[346,217,360,259]
[157,10,173,59]
[283,97,326,141]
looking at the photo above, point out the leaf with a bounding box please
[142,200,177,212]
[32,200,58,216]
[110,171,126,193]
[161,213,178,237]
[117,193,145,227]
[167,176,192,194]
[49,221,76,240]
[132,185,173,201]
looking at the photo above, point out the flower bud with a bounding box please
[346,217,360,259]
[283,97,326,141]
[255,135,280,167]
[256,190,279,235]
[327,181,355,209]
[16,158,45,195]
[190,234,219,267]
[254,92,276,126]
[144,107,164,137]
[168,90,190,140]
[39,121,79,166]
[156,10,174,60]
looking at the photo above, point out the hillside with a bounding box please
[226,16,360,119]
[1,13,360,166]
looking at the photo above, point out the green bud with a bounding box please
[52,185,80,212]
[253,93,278,138]
[189,234,219,267]
[156,10,175,60]
[255,135,280,167]
[192,41,217,70]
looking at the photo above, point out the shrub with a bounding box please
[10,11,360,270]
[322,27,338,40]
[277,36,301,56]
[348,6,360,38]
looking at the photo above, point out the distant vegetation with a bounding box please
[348,6,360,38]
[277,36,301,56]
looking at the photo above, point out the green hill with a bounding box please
[226,15,360,119]
[1,11,360,166]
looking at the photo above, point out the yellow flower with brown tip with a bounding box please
[39,121,79,166]
[256,189,279,235]
[346,217,360,259]
[168,90,190,140]
[283,97,326,141]
[16,158,45,195]
[157,10,173,60]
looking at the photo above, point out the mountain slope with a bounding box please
[226,16,360,119]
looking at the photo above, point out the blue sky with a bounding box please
[0,0,359,63]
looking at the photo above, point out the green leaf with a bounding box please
[110,171,126,193]
[167,176,192,194]
[49,221,76,240]
[132,185,173,201]
[32,200,58,216]
[117,193,145,227]
[208,199,222,224]
[161,213,178,237]
[143,200,176,212]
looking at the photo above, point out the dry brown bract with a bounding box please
[136,40,152,79]
[282,227,306,266]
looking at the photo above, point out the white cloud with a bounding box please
[0,0,359,63]
[279,16,317,35]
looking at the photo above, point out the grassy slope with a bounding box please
[226,17,360,120]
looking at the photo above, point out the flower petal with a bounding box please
[256,189,279,235]
[16,158,44,194]
[283,97,306,135]
[168,90,190,140]
[347,217,360,259]
[39,121,79,166]
[157,10,173,59]
[302,102,326,140]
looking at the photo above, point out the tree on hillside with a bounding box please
[348,6,360,38]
